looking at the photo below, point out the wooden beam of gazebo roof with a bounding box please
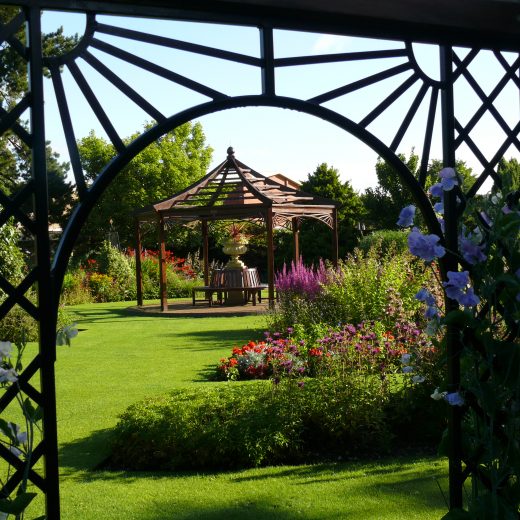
[134,146,340,229]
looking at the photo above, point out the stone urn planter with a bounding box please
[222,237,248,269]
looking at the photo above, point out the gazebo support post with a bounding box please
[332,208,339,267]
[292,217,300,264]
[158,214,168,311]
[134,218,143,306]
[202,218,209,285]
[266,208,275,308]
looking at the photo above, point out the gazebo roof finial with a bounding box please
[227,146,235,156]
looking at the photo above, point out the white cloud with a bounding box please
[312,34,350,54]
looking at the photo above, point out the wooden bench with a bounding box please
[192,268,269,306]
[243,268,268,306]
[191,270,225,306]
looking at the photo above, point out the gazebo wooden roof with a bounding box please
[134,147,340,310]
[135,146,339,228]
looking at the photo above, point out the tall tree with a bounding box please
[77,122,213,255]
[0,7,77,223]
[497,157,520,193]
[299,163,365,262]
[362,151,476,230]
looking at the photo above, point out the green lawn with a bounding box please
[42,300,449,518]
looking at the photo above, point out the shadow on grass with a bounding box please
[59,428,114,471]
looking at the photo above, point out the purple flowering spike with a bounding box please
[439,167,458,191]
[397,205,416,227]
[408,228,446,262]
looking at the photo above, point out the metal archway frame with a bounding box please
[0,2,518,517]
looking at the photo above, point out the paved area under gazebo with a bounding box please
[127,300,268,317]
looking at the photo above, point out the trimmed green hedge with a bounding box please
[108,376,427,471]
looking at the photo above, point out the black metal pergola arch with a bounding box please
[0,2,518,517]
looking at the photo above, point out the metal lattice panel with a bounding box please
[0,3,518,518]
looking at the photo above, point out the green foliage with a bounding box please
[0,217,25,287]
[109,375,392,471]
[76,122,213,255]
[95,241,135,300]
[358,229,409,256]
[497,156,520,193]
[299,163,365,260]
[362,152,476,230]
[269,242,433,333]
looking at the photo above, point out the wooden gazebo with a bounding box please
[134,147,339,310]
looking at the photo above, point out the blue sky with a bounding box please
[40,11,519,192]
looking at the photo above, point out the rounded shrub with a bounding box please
[108,376,392,471]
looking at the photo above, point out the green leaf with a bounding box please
[0,492,37,514]
[0,419,16,444]
[442,310,475,327]
[31,516,47,520]
[441,508,471,519]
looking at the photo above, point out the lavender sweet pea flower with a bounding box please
[434,202,444,215]
[445,392,465,407]
[458,287,480,308]
[429,183,444,198]
[397,205,416,227]
[415,288,436,306]
[0,341,12,358]
[408,228,446,262]
[443,271,470,298]
[460,235,487,265]
[439,167,458,191]
[443,271,480,308]
[0,367,17,383]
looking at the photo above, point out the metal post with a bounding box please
[266,208,275,307]
[134,218,143,306]
[158,215,168,311]
[27,7,61,518]
[440,44,463,511]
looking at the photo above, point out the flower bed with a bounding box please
[216,320,437,383]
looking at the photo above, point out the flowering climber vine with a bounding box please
[398,167,520,518]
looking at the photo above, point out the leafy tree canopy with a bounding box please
[497,157,520,193]
[362,151,476,230]
[77,122,213,256]
[0,7,77,225]
[299,163,365,262]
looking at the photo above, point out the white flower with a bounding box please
[0,341,12,358]
[412,375,425,384]
[0,367,17,383]
[431,388,447,401]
